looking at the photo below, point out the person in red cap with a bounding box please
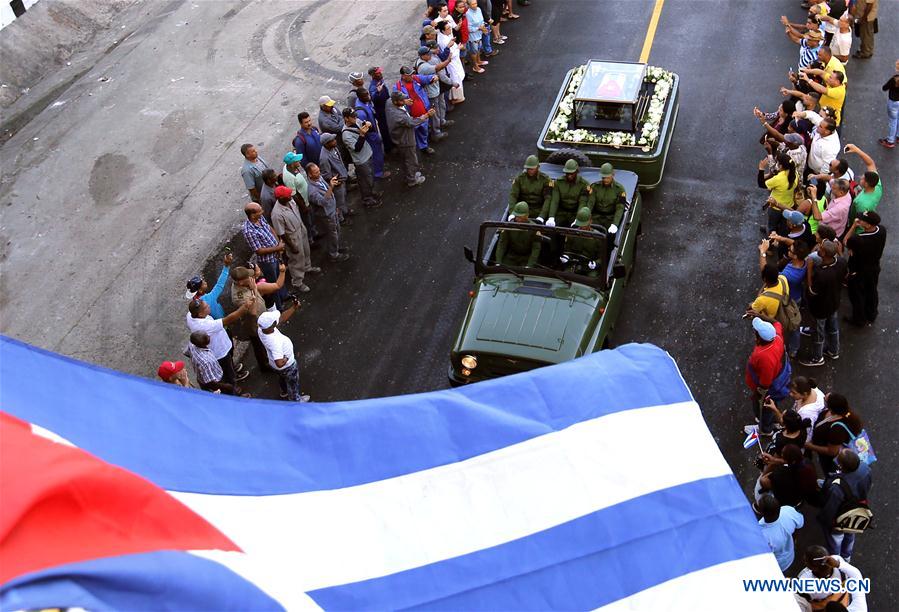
[271,185,320,293]
[157,360,192,387]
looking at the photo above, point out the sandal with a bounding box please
[508,13,520,19]
[472,67,485,74]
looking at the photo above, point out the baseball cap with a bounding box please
[186,276,202,292]
[273,185,293,199]
[425,39,439,49]
[318,95,336,107]
[783,133,804,146]
[418,46,431,56]
[858,210,881,226]
[422,25,436,36]
[368,66,382,76]
[157,360,185,380]
[320,133,337,145]
[752,318,776,342]
[782,209,805,226]
[574,207,592,227]
[347,71,363,83]
[257,310,280,329]
[283,152,303,165]
[399,65,414,75]
[390,90,410,102]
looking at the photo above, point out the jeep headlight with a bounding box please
[461,355,478,370]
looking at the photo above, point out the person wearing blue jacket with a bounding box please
[354,88,389,179]
[367,67,394,153]
[394,67,436,154]
[186,252,233,320]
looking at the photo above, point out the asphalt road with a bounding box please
[239,0,897,606]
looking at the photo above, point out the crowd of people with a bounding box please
[154,0,535,400]
[743,1,887,608]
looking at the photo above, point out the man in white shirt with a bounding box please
[797,110,841,177]
[186,297,253,386]
[256,303,310,402]
[757,494,804,571]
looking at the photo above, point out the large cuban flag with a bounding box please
[0,335,795,610]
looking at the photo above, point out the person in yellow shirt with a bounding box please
[801,69,846,125]
[816,46,847,82]
[758,152,799,232]
[749,244,790,321]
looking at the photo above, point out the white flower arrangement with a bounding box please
[547,64,674,150]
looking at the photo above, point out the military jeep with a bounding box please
[448,163,641,385]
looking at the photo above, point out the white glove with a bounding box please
[535,216,545,224]
[587,260,597,270]
[608,223,618,234]
[559,254,570,264]
[545,217,556,227]
[508,214,516,221]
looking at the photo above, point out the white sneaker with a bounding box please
[300,394,311,402]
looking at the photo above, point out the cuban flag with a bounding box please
[0,336,794,610]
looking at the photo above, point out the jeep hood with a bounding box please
[456,275,604,363]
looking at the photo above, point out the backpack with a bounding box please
[833,478,873,534]
[762,277,801,333]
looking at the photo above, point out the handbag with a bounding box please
[834,421,877,465]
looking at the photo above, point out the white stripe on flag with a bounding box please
[174,401,732,596]
[595,554,798,611]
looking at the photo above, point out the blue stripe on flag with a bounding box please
[0,336,691,495]
[307,475,767,611]
[0,550,281,611]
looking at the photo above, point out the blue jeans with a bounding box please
[824,529,855,560]
[886,99,899,144]
[277,361,303,401]
[787,328,801,357]
[481,31,493,54]
[414,121,429,150]
[812,312,840,360]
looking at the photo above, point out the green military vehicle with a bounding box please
[448,163,641,385]
[536,59,679,189]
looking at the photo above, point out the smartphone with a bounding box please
[809,177,818,186]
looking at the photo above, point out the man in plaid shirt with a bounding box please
[188,331,242,395]
[243,202,286,308]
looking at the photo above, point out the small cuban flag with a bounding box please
[743,427,760,449]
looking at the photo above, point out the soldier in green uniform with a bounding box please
[495,202,542,268]
[547,159,591,229]
[587,163,627,234]
[509,155,553,221]
[560,208,604,278]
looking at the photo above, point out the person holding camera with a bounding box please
[257,304,310,402]
[319,133,352,224]
[306,163,349,263]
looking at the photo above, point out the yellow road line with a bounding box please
[639,0,667,63]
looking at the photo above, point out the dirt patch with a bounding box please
[88,153,134,206]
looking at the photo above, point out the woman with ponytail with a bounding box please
[805,392,863,476]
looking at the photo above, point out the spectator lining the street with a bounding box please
[240,144,269,202]
[257,307,310,402]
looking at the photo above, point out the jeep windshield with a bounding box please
[476,221,610,290]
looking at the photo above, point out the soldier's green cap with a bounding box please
[599,162,614,177]
[562,159,579,173]
[523,155,539,169]
[512,202,530,217]
[574,207,592,227]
